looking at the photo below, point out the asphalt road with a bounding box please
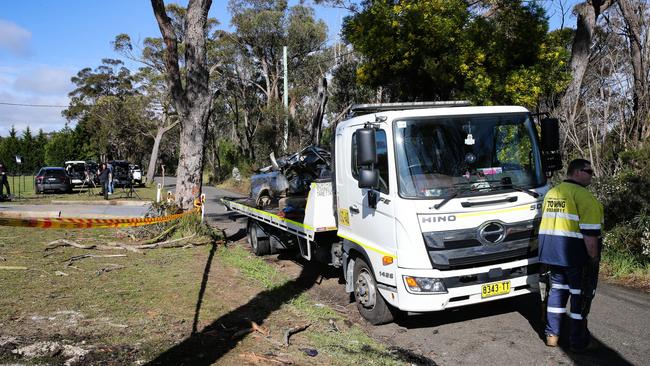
[203,185,650,366]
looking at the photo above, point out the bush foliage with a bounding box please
[593,144,650,263]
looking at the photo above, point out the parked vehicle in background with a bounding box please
[130,164,143,186]
[35,167,72,194]
[64,160,87,186]
[108,160,131,187]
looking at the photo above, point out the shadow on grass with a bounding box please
[191,241,219,335]
[146,261,321,365]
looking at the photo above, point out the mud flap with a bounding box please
[345,257,355,293]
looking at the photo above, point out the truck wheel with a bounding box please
[353,257,394,325]
[247,220,271,256]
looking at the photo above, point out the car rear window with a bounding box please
[46,170,66,177]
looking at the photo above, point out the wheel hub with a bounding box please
[355,270,377,309]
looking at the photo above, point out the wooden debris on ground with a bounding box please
[0,265,28,270]
[46,239,96,251]
[96,264,125,275]
[239,352,292,365]
[283,323,311,347]
[133,234,197,249]
[251,321,270,336]
[64,254,127,265]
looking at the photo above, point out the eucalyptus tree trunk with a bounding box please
[559,1,614,127]
[618,0,649,142]
[151,0,213,209]
[145,117,178,185]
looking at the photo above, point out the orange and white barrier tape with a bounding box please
[0,201,204,229]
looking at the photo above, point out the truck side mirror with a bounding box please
[540,118,562,172]
[358,167,379,189]
[356,128,377,165]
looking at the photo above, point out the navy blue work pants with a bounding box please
[545,265,590,348]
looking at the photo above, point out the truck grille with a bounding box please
[444,248,535,269]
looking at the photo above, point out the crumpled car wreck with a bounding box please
[250,146,331,209]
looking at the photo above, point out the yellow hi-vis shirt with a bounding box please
[538,180,604,267]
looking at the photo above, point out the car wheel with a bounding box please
[256,193,272,208]
[247,220,271,256]
[353,257,394,325]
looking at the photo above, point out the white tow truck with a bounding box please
[222,101,562,324]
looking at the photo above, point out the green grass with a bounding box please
[218,244,288,290]
[217,244,410,366]
[602,250,650,290]
[0,224,410,365]
[2,175,160,203]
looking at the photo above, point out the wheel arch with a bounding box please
[342,239,374,292]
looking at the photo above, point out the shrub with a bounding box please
[593,144,650,263]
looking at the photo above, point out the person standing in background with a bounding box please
[107,162,114,195]
[98,163,109,200]
[0,161,10,197]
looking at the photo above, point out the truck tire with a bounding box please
[247,220,271,256]
[353,257,394,325]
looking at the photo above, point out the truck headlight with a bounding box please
[403,276,447,294]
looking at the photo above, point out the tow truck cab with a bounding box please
[335,102,561,323]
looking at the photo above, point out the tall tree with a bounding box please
[114,4,218,184]
[151,0,214,209]
[64,59,145,161]
[341,0,564,106]
[617,0,649,142]
[559,0,615,135]
[0,127,20,173]
[227,0,329,153]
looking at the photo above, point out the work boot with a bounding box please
[546,335,559,347]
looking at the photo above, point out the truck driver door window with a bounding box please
[351,130,389,194]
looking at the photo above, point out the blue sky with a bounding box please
[0,0,577,137]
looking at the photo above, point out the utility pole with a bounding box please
[282,45,289,153]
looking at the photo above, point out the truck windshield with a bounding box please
[393,113,544,198]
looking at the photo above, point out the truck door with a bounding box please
[337,127,397,284]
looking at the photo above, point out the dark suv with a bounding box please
[35,167,72,194]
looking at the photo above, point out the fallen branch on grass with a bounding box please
[46,239,96,251]
[141,224,178,245]
[252,321,270,336]
[239,352,292,365]
[1,265,28,270]
[96,264,125,275]
[64,254,127,265]
[283,323,311,346]
[107,242,144,254]
[133,234,197,249]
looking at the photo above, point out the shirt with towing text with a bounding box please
[538,180,604,267]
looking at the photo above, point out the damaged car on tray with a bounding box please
[250,146,331,211]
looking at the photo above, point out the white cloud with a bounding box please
[14,66,75,95]
[0,64,74,136]
[0,91,69,136]
[0,20,31,56]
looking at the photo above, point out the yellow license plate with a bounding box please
[481,280,511,298]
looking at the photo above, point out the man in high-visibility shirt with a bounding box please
[539,159,603,352]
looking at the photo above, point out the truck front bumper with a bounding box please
[381,257,539,312]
